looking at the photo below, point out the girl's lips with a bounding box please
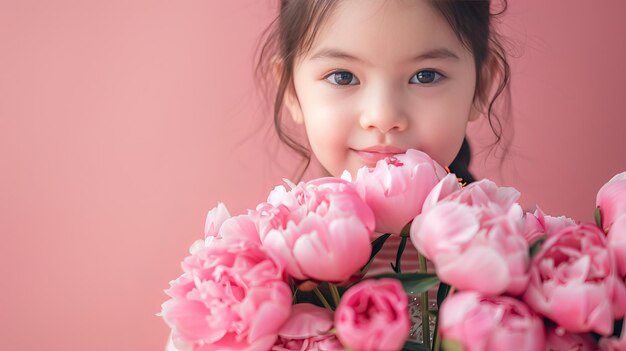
[353,149,403,164]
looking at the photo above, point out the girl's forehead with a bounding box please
[302,0,471,65]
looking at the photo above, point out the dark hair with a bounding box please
[255,0,512,183]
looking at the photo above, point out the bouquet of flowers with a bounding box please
[159,149,626,351]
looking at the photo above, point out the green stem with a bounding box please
[433,287,455,351]
[419,253,430,349]
[433,330,441,351]
[329,283,341,308]
[313,287,333,311]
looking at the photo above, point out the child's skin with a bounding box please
[282,0,492,178]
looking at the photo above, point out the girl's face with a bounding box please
[286,0,480,177]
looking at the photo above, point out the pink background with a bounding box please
[1,1,625,350]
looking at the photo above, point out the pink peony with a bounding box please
[343,149,449,234]
[218,214,263,244]
[521,210,545,245]
[421,173,463,213]
[186,202,234,252]
[335,278,409,351]
[599,320,626,351]
[542,213,578,236]
[189,213,263,254]
[439,292,545,351]
[607,214,626,277]
[597,172,626,232]
[545,326,596,351]
[438,178,521,212]
[410,181,529,296]
[161,235,292,351]
[523,224,626,335]
[521,207,578,245]
[254,177,374,282]
[204,202,231,239]
[272,303,343,351]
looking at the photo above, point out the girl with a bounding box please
[167,0,511,349]
[255,0,511,278]
[257,0,510,183]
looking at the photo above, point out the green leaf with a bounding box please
[371,233,392,258]
[394,236,408,273]
[368,272,440,295]
[595,206,603,229]
[436,282,450,308]
[528,235,546,259]
[402,340,431,351]
[361,233,391,271]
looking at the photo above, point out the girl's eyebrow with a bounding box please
[309,47,460,64]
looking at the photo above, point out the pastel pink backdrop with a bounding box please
[1,1,625,350]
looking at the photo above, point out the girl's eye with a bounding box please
[409,70,444,85]
[325,71,360,86]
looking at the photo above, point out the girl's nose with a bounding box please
[359,87,409,134]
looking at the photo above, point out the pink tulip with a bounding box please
[439,292,545,351]
[255,177,375,282]
[597,172,626,232]
[335,278,409,351]
[545,326,596,351]
[608,215,626,278]
[161,235,292,351]
[272,303,343,351]
[411,198,529,296]
[523,224,626,335]
[344,148,448,234]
